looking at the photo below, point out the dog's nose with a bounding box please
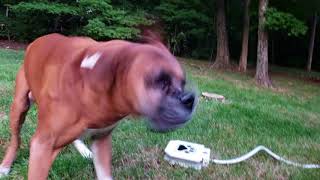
[180,92,195,110]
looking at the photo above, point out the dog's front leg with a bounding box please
[28,134,61,180]
[91,134,113,180]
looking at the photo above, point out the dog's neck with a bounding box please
[79,45,136,127]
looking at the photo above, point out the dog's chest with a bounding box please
[81,123,118,139]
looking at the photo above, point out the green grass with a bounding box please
[0,48,319,179]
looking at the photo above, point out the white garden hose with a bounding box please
[212,145,320,168]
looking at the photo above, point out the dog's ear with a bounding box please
[137,24,168,51]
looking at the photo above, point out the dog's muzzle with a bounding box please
[148,90,198,132]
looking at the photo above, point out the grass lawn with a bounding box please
[0,48,319,179]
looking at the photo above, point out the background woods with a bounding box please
[0,1,319,179]
[0,0,319,86]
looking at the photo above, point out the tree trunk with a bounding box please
[5,6,9,17]
[255,0,272,87]
[213,0,230,69]
[307,12,318,72]
[238,0,251,72]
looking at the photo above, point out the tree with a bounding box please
[268,0,318,70]
[238,0,251,72]
[6,1,150,41]
[254,1,308,87]
[213,0,230,69]
[307,13,318,72]
[255,0,272,87]
[155,0,212,58]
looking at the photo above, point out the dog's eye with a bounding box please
[181,79,186,87]
[155,71,171,92]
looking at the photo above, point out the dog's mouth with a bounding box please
[148,116,191,132]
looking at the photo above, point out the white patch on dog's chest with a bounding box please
[80,52,102,69]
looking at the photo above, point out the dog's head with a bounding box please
[127,44,198,132]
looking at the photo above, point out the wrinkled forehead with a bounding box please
[135,45,185,81]
[168,63,185,82]
[154,51,184,76]
[155,55,185,81]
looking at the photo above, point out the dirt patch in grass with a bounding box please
[272,71,320,86]
[115,146,167,179]
[272,87,290,94]
[249,159,290,179]
[0,85,8,94]
[0,111,9,147]
[301,112,320,129]
[0,111,7,120]
[141,146,162,171]
[307,77,320,84]
[118,146,162,168]
[0,40,27,50]
[0,138,6,146]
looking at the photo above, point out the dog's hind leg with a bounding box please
[91,134,113,180]
[0,66,31,177]
[73,139,92,159]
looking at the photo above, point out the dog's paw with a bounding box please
[73,139,93,159]
[0,166,10,178]
[78,147,93,159]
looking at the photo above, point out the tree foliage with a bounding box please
[78,0,150,40]
[154,0,213,58]
[2,0,150,41]
[11,2,78,15]
[266,8,307,37]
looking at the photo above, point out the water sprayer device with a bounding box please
[164,140,320,170]
[164,140,210,170]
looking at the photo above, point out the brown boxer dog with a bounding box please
[0,33,197,179]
